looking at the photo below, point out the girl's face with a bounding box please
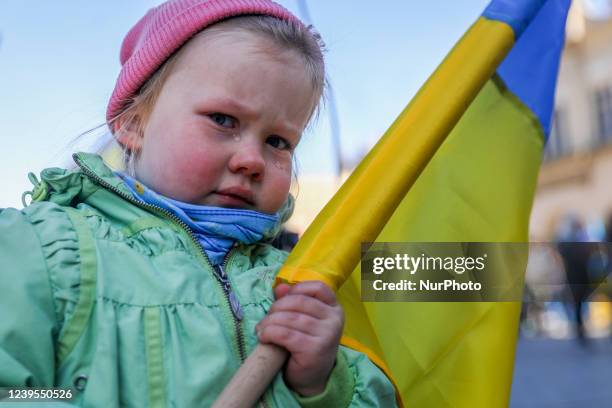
[126,30,316,214]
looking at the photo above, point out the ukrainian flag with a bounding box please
[277,0,571,407]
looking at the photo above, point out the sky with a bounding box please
[0,0,494,208]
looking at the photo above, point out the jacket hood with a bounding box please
[22,152,132,208]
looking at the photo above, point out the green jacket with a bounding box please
[0,153,397,407]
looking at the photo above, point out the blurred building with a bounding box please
[529,1,612,240]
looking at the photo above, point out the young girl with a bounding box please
[0,0,397,406]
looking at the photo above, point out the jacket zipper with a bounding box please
[214,255,247,361]
[217,256,271,408]
[72,154,248,364]
[216,255,269,408]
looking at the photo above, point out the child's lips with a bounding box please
[214,187,255,207]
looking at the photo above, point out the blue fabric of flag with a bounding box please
[482,0,546,38]
[496,0,570,138]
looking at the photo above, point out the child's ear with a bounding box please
[114,113,144,152]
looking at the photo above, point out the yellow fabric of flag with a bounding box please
[275,0,569,405]
[338,76,544,407]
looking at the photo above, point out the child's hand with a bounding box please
[255,281,344,397]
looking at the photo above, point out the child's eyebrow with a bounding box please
[206,97,258,119]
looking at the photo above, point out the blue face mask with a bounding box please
[116,172,283,265]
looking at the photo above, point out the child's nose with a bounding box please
[228,144,265,181]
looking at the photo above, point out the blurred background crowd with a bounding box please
[521,0,612,345]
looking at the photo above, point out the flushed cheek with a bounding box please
[265,172,292,210]
[272,153,293,184]
[179,155,221,187]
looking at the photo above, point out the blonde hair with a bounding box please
[107,15,326,176]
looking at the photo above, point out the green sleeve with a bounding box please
[0,208,58,386]
[294,346,398,408]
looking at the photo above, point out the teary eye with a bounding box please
[266,135,292,151]
[209,113,237,128]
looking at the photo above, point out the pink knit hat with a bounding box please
[106,0,301,126]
